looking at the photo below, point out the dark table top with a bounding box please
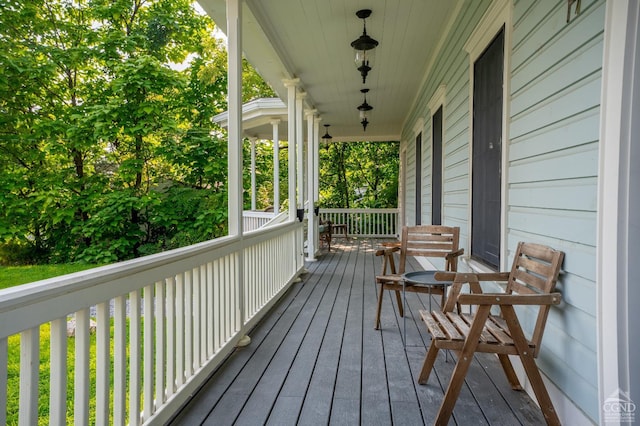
[402,270,451,286]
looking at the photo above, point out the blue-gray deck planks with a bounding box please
[169,238,547,425]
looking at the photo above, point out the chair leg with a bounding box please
[394,290,404,317]
[500,305,560,425]
[498,354,522,390]
[434,305,490,425]
[434,345,476,425]
[375,283,385,329]
[519,354,561,426]
[418,341,440,384]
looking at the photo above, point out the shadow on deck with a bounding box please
[169,238,546,425]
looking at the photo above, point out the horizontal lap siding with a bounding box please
[422,122,432,225]
[401,0,603,422]
[401,0,488,248]
[405,140,417,225]
[510,0,603,421]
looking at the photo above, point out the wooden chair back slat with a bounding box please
[507,242,564,352]
[399,226,460,274]
[406,234,456,243]
[404,249,456,258]
[405,240,458,249]
[509,270,547,294]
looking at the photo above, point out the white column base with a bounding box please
[236,335,251,347]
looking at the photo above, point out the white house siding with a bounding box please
[405,140,417,226]
[401,0,604,421]
[509,0,603,421]
[422,122,431,226]
[401,0,490,250]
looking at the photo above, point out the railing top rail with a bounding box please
[242,210,277,218]
[319,208,398,213]
[0,221,300,337]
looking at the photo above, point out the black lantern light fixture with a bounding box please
[357,89,373,131]
[321,124,332,141]
[351,9,379,84]
[321,124,332,150]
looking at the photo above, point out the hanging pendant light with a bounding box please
[357,89,373,131]
[321,124,332,141]
[322,124,332,150]
[351,9,379,84]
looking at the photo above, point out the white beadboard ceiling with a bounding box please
[198,0,460,141]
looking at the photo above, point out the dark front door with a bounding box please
[415,132,422,225]
[471,27,504,268]
[432,106,443,225]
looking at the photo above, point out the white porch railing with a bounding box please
[242,210,276,232]
[0,221,304,425]
[318,208,399,238]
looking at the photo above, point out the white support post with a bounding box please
[227,0,243,237]
[313,116,321,251]
[271,119,281,214]
[283,79,299,221]
[597,0,640,421]
[250,137,257,211]
[296,91,306,209]
[227,0,250,347]
[306,109,317,261]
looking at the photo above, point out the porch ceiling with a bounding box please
[197,0,461,142]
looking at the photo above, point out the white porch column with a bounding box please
[296,91,306,209]
[271,119,281,214]
[226,0,249,346]
[227,0,242,236]
[598,0,640,422]
[306,109,317,261]
[313,116,321,251]
[250,137,257,211]
[283,78,299,221]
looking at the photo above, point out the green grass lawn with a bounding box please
[0,264,99,290]
[2,264,109,424]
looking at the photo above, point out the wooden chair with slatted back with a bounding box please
[418,241,564,425]
[374,225,463,329]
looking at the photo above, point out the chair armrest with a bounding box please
[445,248,465,260]
[436,271,510,312]
[457,292,562,306]
[375,246,401,257]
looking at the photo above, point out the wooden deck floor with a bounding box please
[169,238,546,425]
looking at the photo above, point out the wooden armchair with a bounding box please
[418,242,564,425]
[374,225,463,329]
[319,220,332,251]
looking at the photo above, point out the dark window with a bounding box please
[432,106,443,225]
[471,27,504,269]
[415,133,422,225]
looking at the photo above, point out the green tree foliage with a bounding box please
[0,0,394,266]
[319,141,399,208]
[0,0,274,264]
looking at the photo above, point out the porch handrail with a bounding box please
[243,210,276,232]
[318,208,399,238]
[0,221,304,425]
[260,209,289,228]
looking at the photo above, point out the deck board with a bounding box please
[169,238,547,426]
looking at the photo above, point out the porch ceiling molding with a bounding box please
[198,0,461,142]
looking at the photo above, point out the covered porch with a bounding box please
[2,0,639,424]
[170,238,546,425]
